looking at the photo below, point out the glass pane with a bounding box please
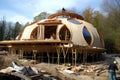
[83,27,92,45]
[68,20,80,24]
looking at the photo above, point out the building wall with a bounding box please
[18,18,104,48]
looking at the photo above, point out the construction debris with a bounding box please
[57,62,108,76]
[0,61,61,80]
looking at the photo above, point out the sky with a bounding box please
[0,0,103,24]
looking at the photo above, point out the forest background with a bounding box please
[0,0,120,53]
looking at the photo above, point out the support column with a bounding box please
[47,52,50,64]
[19,50,23,59]
[41,52,43,62]
[52,53,54,63]
[32,50,37,60]
[56,47,61,66]
[72,48,77,66]
[62,47,69,64]
[8,45,12,54]
[11,48,15,55]
[83,50,87,64]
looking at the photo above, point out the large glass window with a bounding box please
[83,27,92,45]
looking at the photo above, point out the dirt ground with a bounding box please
[1,54,120,80]
[32,63,109,80]
[33,62,120,80]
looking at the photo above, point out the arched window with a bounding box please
[30,27,37,39]
[59,26,71,41]
[83,27,92,45]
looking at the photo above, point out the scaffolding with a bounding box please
[0,40,105,66]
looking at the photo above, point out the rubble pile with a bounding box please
[0,61,61,80]
[57,62,108,76]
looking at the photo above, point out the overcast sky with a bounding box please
[0,0,103,24]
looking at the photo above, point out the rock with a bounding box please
[0,67,16,73]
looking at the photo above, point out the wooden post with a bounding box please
[41,52,43,62]
[62,47,69,64]
[47,52,50,64]
[72,48,74,65]
[52,53,54,63]
[33,50,37,60]
[83,49,87,64]
[19,50,23,59]
[8,45,12,54]
[12,48,16,55]
[75,50,77,66]
[68,53,69,63]
[72,48,77,66]
[56,46,61,66]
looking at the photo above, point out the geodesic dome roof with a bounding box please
[16,11,104,48]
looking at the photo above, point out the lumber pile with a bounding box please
[58,63,108,76]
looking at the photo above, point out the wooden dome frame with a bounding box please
[48,12,84,20]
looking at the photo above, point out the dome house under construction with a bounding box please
[0,10,105,65]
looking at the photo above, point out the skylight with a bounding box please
[68,20,81,24]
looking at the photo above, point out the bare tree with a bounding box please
[102,0,120,12]
[101,0,120,52]
[82,7,93,23]
[34,12,50,21]
[0,17,6,40]
[101,0,120,30]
